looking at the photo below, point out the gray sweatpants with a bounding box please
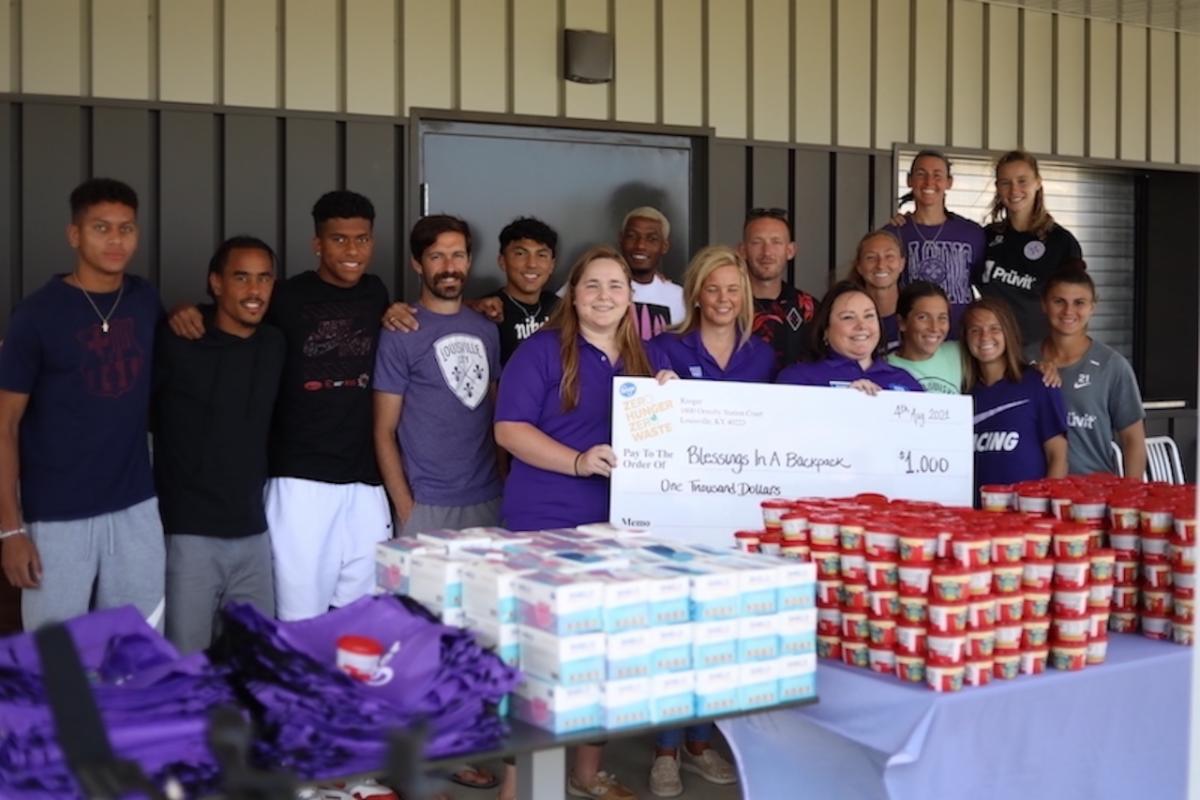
[400,497,503,537]
[165,532,275,653]
[22,497,166,632]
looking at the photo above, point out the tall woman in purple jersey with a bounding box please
[648,245,775,383]
[495,245,661,800]
[962,297,1068,496]
[845,230,906,353]
[777,281,922,393]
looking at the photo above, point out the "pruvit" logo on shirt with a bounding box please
[1068,411,1098,430]
[981,261,1036,290]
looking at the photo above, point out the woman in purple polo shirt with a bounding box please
[776,281,923,394]
[963,297,1068,496]
[495,244,664,800]
[648,245,775,384]
[846,229,905,353]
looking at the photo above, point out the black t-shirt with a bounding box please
[267,271,389,485]
[153,316,286,537]
[975,222,1082,346]
[752,283,817,371]
[485,290,559,366]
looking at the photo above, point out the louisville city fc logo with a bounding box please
[434,333,489,409]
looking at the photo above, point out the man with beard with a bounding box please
[738,207,817,371]
[374,215,503,535]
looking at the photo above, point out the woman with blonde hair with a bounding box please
[974,149,1083,344]
[648,245,775,383]
[962,296,1068,497]
[845,229,906,353]
[495,245,670,800]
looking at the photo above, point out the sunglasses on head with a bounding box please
[747,207,790,223]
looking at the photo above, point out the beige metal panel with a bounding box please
[1021,9,1052,154]
[912,0,948,146]
[835,0,870,148]
[224,0,279,108]
[1148,28,1175,164]
[949,0,983,148]
[1119,24,1147,162]
[22,0,84,96]
[345,0,397,116]
[874,0,909,150]
[1055,14,1085,157]
[751,0,790,142]
[159,0,216,104]
[92,0,151,99]
[565,0,608,120]
[0,0,15,92]
[708,0,748,138]
[986,3,1018,151]
[614,0,655,123]
[1181,34,1200,165]
[794,0,832,145]
[404,0,454,112]
[661,0,702,127]
[284,0,338,111]
[460,0,508,113]
[1088,19,1117,159]
[513,0,559,116]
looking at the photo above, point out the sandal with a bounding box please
[448,764,500,790]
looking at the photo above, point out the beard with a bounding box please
[424,270,465,300]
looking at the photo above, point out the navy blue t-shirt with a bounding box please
[0,275,161,521]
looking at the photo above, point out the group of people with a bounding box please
[0,144,1146,800]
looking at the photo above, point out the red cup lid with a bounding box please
[734,530,763,538]
[781,511,808,521]
[760,533,782,544]
[761,499,793,509]
[337,635,384,656]
[1052,522,1091,535]
[933,564,971,576]
[980,484,1014,494]
[1090,548,1115,559]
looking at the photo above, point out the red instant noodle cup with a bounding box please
[1053,558,1091,591]
[758,532,782,556]
[1141,613,1173,641]
[1087,581,1115,610]
[734,530,762,552]
[1108,496,1142,531]
[840,582,870,612]
[1070,495,1107,525]
[816,634,842,660]
[950,532,991,569]
[816,578,842,607]
[1024,520,1056,559]
[979,484,1014,512]
[1173,596,1194,624]
[965,658,994,687]
[1049,639,1087,671]
[761,498,792,531]
[809,516,841,548]
[840,552,867,583]
[995,623,1022,652]
[868,646,896,674]
[1023,591,1051,620]
[1114,559,1140,586]
[813,547,841,580]
[1051,611,1090,643]
[897,529,938,564]
[1141,533,1170,564]
[969,595,997,629]
[896,654,926,683]
[992,564,1023,595]
[1016,482,1051,516]
[1112,585,1139,612]
[1052,522,1091,559]
[995,593,1024,624]
[1023,559,1054,591]
[1170,541,1196,570]
[927,602,969,635]
[1140,504,1175,536]
[839,519,867,552]
[780,511,809,541]
[817,607,841,636]
[1019,647,1049,675]
[1022,618,1051,648]
[1086,635,1109,665]
[1141,588,1172,616]
[1089,610,1110,639]
[926,633,967,666]
[993,651,1021,680]
[1089,549,1116,583]
[1108,530,1141,559]
[930,565,971,602]
[968,626,996,658]
[842,639,870,667]
[926,663,966,692]
[868,589,899,618]
[1049,488,1073,522]
[895,623,927,657]
[1174,508,1197,545]
[1172,619,1194,646]
[991,530,1025,564]
[1108,611,1139,633]
[865,558,899,591]
[968,568,994,598]
[864,524,900,559]
[1052,588,1090,617]
[898,564,933,597]
[1173,568,1195,599]
[1142,561,1173,590]
[897,595,928,625]
[867,616,897,648]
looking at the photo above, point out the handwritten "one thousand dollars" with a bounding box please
[685,445,851,475]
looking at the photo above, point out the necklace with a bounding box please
[74,276,124,334]
[912,215,948,245]
[500,290,542,322]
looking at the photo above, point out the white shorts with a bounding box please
[265,477,392,621]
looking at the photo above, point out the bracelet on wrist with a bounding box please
[573,451,584,477]
[0,526,27,540]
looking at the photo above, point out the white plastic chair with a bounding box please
[1110,441,1125,477]
[1145,435,1186,484]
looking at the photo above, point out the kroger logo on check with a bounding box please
[619,382,637,397]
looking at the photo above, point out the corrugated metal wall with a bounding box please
[1,0,1197,166]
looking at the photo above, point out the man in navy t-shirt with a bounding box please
[0,178,166,630]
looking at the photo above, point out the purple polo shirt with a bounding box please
[776,353,924,392]
[972,368,1067,492]
[647,329,776,383]
[495,328,667,531]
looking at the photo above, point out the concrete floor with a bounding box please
[436,731,743,800]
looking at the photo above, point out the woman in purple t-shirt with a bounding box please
[962,297,1068,496]
[776,281,923,394]
[494,245,661,800]
[845,229,906,353]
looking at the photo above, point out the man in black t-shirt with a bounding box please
[154,236,285,651]
[482,217,560,365]
[739,208,817,371]
[168,191,392,621]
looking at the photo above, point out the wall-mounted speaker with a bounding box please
[564,29,614,84]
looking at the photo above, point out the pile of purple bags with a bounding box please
[216,595,520,781]
[0,606,234,799]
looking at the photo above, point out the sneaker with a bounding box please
[680,747,737,785]
[566,770,637,799]
[648,754,683,798]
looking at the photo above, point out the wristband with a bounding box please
[0,527,27,540]
[573,452,584,477]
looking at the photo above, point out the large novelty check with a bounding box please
[609,377,973,547]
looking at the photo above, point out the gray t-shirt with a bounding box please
[1027,339,1144,475]
[374,305,502,506]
